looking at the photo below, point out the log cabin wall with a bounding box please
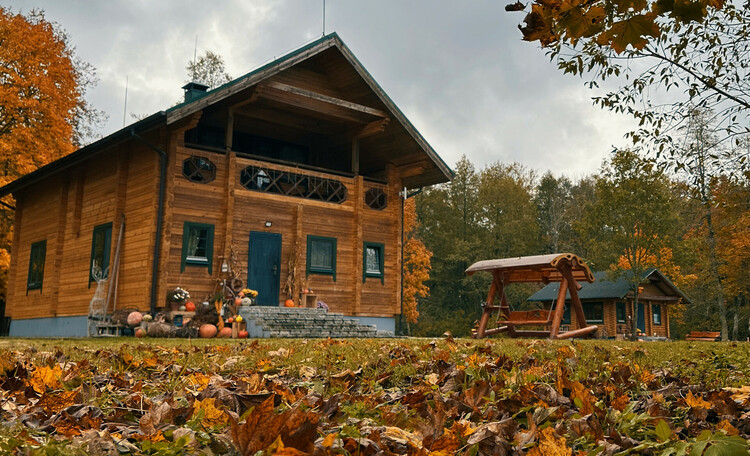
[165,145,402,317]
[8,144,160,321]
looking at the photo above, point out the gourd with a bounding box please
[127,311,143,326]
[284,299,295,307]
[199,324,217,338]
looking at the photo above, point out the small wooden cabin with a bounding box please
[528,268,689,339]
[0,33,453,337]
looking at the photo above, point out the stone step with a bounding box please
[238,306,392,338]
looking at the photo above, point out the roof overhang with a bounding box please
[0,112,166,198]
[466,253,595,284]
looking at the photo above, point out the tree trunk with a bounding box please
[704,205,728,340]
[629,292,639,341]
[731,300,738,341]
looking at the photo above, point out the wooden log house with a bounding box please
[528,268,689,339]
[0,33,453,337]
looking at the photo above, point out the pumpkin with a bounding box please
[127,311,143,326]
[284,299,295,307]
[241,297,253,306]
[234,297,242,306]
[184,301,196,312]
[227,317,234,324]
[219,327,233,338]
[199,324,217,338]
[238,330,248,339]
[135,328,146,338]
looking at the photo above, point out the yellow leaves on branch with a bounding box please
[403,198,432,324]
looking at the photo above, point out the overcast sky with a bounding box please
[12,0,637,178]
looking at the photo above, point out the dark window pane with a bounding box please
[311,241,333,270]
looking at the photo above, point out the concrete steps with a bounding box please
[237,307,393,338]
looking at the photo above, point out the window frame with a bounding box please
[182,155,217,184]
[181,221,214,274]
[363,241,385,284]
[582,301,604,324]
[652,304,662,325]
[89,222,113,286]
[306,235,337,281]
[27,240,47,292]
[616,301,626,324]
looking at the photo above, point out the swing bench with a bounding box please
[466,253,598,339]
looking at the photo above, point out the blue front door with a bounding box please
[248,232,281,306]
[636,302,645,333]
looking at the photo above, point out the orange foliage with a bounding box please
[0,8,87,298]
[614,245,696,289]
[403,198,432,324]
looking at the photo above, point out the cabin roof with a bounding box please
[528,268,690,304]
[0,33,452,198]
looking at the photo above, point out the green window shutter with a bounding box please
[181,221,214,274]
[89,222,113,286]
[363,241,385,284]
[306,235,337,281]
[27,240,46,292]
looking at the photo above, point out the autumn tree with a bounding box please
[186,50,232,89]
[581,150,681,339]
[535,172,574,253]
[507,0,750,172]
[0,7,103,299]
[402,198,432,334]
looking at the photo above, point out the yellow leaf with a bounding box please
[685,391,711,409]
[187,373,211,391]
[528,427,572,456]
[321,433,338,448]
[192,397,229,428]
[717,419,739,436]
[29,365,63,393]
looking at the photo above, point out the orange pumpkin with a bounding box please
[184,301,196,312]
[219,327,233,338]
[135,328,146,338]
[227,317,234,324]
[284,299,295,307]
[234,297,242,306]
[199,324,217,338]
[238,330,248,339]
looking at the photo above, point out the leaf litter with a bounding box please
[0,338,748,455]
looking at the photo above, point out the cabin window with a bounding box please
[363,242,385,284]
[583,302,604,323]
[181,222,214,274]
[306,235,336,281]
[652,304,662,325]
[616,302,626,323]
[240,166,347,204]
[183,156,217,183]
[89,223,113,286]
[27,240,46,292]
[365,188,387,210]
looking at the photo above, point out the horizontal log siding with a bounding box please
[8,176,65,319]
[116,145,160,312]
[9,146,160,320]
[166,147,228,304]
[165,150,402,317]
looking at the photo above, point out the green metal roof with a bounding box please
[528,268,690,304]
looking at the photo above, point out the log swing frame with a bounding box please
[466,253,598,339]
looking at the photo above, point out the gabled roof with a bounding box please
[0,33,452,198]
[528,268,690,304]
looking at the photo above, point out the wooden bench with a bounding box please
[686,331,721,341]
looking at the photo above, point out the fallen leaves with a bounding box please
[0,340,749,454]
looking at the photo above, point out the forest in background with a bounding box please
[410,144,750,340]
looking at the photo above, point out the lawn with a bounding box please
[0,337,749,455]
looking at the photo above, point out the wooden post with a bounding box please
[223,151,236,270]
[352,175,364,315]
[351,138,359,174]
[549,278,569,339]
[294,204,303,306]
[6,194,23,319]
[50,178,70,317]
[476,275,503,339]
